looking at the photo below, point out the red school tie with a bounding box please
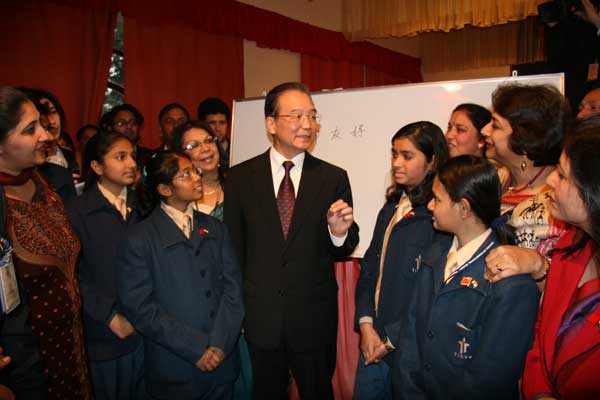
[277,161,295,239]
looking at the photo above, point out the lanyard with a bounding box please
[444,240,496,285]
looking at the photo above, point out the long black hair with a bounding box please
[0,86,30,143]
[386,121,449,207]
[437,155,513,244]
[555,115,600,258]
[83,131,134,191]
[135,151,185,218]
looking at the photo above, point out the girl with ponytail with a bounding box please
[393,155,540,400]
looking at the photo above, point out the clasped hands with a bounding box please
[196,347,225,372]
[327,199,354,237]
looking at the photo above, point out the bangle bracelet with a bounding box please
[533,257,550,282]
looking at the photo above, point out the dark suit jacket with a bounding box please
[224,150,359,352]
[117,207,243,399]
[66,184,141,361]
[393,232,539,400]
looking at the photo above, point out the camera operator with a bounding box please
[540,0,600,109]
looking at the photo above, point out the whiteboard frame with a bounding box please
[230,73,565,257]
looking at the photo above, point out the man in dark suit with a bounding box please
[224,82,359,399]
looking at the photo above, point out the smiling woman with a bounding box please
[171,120,227,220]
[522,115,600,400]
[0,86,93,399]
[480,84,569,264]
[445,103,491,159]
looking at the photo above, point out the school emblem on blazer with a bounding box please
[454,337,473,360]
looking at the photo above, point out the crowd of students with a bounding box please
[0,80,599,400]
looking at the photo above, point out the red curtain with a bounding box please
[120,0,422,90]
[333,259,362,399]
[301,55,364,92]
[0,0,117,139]
[123,15,244,148]
[366,66,415,87]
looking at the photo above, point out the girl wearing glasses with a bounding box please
[66,131,144,400]
[171,122,254,399]
[171,121,227,220]
[116,151,243,399]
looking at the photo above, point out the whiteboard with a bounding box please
[230,73,564,257]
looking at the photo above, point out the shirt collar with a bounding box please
[160,201,194,234]
[450,228,492,269]
[97,182,127,206]
[269,146,305,175]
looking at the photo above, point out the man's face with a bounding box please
[266,90,318,159]
[160,107,188,144]
[113,110,140,143]
[205,113,228,142]
[578,88,600,119]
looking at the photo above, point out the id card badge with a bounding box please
[0,251,20,314]
[588,63,599,81]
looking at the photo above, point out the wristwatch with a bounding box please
[382,336,395,353]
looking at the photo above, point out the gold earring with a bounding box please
[521,159,527,172]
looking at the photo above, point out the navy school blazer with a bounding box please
[116,207,244,399]
[355,200,451,365]
[66,183,141,361]
[392,232,540,400]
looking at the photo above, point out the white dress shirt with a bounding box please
[97,182,128,220]
[269,147,346,246]
[444,228,492,283]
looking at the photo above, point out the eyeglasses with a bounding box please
[115,119,139,128]
[173,167,202,181]
[274,112,321,124]
[183,137,218,151]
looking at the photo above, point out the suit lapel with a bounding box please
[152,207,188,248]
[284,153,323,249]
[252,151,286,247]
[437,234,496,297]
[421,240,449,294]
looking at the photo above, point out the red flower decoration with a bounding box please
[198,228,209,236]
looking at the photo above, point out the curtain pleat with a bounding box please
[343,0,545,39]
[123,16,244,147]
[0,0,117,139]
[419,16,544,73]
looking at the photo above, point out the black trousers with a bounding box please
[248,339,336,400]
